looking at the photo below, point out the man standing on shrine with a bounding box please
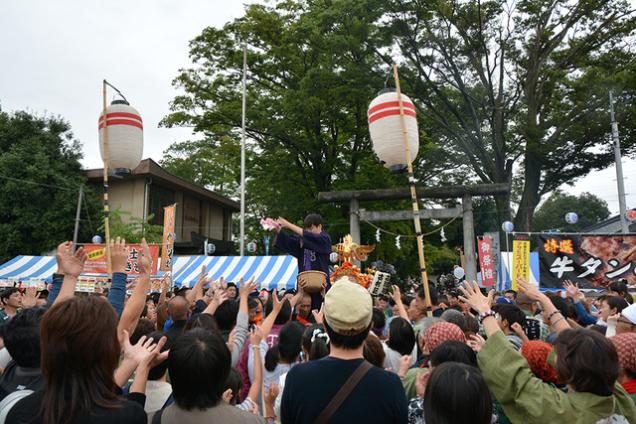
[275,214,332,310]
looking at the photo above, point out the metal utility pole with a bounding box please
[610,91,629,234]
[72,184,84,246]
[240,43,247,256]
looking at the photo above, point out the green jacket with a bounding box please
[478,331,636,424]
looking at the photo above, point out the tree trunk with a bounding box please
[515,144,542,232]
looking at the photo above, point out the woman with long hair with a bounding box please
[7,296,149,424]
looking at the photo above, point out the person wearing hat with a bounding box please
[617,303,636,335]
[280,278,407,424]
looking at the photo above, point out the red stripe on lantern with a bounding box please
[367,101,416,116]
[368,108,416,124]
[98,119,144,130]
[98,112,143,123]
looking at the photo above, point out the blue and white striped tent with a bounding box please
[0,255,299,291]
[171,255,298,290]
[0,256,58,283]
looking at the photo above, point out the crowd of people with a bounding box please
[0,222,634,423]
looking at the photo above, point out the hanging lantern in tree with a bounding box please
[98,99,143,173]
[368,89,419,172]
[565,212,578,225]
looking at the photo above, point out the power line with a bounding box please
[0,174,79,192]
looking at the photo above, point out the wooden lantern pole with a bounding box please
[392,64,433,317]
[102,80,112,276]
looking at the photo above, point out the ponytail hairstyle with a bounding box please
[265,321,304,371]
[301,324,329,361]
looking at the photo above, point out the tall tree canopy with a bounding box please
[0,110,99,262]
[383,0,636,230]
[162,0,636,275]
[532,191,610,232]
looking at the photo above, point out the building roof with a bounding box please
[86,158,240,211]
[582,208,636,233]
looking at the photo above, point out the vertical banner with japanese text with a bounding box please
[160,204,176,272]
[478,236,495,287]
[538,234,636,289]
[484,231,501,289]
[511,235,531,290]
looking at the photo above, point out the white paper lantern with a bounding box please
[329,252,339,263]
[98,99,143,172]
[368,90,419,172]
[453,266,465,280]
[91,235,103,244]
[565,212,578,224]
[502,221,514,233]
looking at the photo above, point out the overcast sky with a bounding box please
[1,0,634,218]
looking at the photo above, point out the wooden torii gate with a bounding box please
[318,183,511,283]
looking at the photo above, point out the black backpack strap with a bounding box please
[151,407,164,424]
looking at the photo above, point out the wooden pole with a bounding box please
[392,64,433,317]
[102,80,112,277]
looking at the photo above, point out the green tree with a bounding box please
[0,110,101,262]
[100,209,164,244]
[532,191,610,232]
[162,135,242,198]
[381,0,636,230]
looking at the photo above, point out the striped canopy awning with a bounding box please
[0,256,57,282]
[172,255,298,291]
[0,255,299,291]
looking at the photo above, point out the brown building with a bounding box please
[86,159,238,254]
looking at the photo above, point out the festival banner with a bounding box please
[161,204,177,272]
[511,235,531,290]
[82,243,160,275]
[484,231,501,287]
[538,234,636,289]
[477,236,495,287]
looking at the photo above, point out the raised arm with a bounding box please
[107,237,131,317]
[245,327,264,404]
[186,265,208,305]
[117,239,152,344]
[230,277,258,366]
[564,280,597,326]
[54,242,87,305]
[261,290,284,338]
[390,285,410,321]
[518,278,570,333]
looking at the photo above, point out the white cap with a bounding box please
[622,303,636,325]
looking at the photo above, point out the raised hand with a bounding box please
[21,287,38,308]
[55,241,72,274]
[138,238,153,275]
[415,371,429,398]
[391,285,402,305]
[263,382,280,405]
[110,237,129,274]
[272,289,283,312]
[58,243,87,278]
[516,277,543,302]
[240,277,259,298]
[312,303,324,324]
[249,326,263,346]
[563,280,584,302]
[467,334,486,353]
[458,281,492,315]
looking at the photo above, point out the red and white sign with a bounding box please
[478,236,495,287]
